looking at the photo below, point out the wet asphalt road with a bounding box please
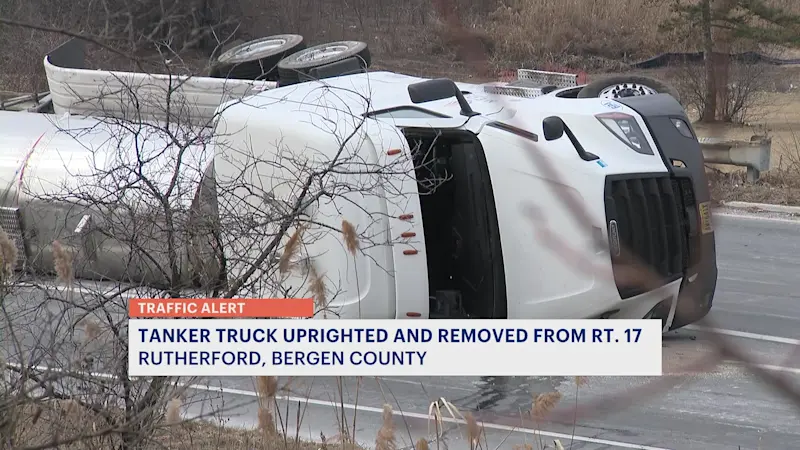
[186,210,800,449]
[3,208,800,449]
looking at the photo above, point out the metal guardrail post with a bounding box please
[699,135,771,183]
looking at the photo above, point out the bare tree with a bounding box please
[667,56,772,124]
[661,0,800,122]
[1,0,239,55]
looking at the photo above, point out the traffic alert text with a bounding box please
[128,319,663,377]
[128,298,314,318]
[137,301,245,316]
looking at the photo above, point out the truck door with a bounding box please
[364,111,479,318]
[366,110,505,319]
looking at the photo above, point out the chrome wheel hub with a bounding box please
[598,83,659,99]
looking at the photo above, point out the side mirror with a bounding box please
[542,116,565,141]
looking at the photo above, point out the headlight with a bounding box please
[671,117,694,139]
[595,112,653,155]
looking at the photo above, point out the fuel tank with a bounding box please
[0,110,218,289]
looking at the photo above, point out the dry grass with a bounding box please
[52,240,74,283]
[484,0,677,68]
[464,412,483,449]
[4,387,576,450]
[278,224,305,275]
[531,392,562,421]
[375,404,397,450]
[8,402,356,450]
[0,228,18,280]
[4,0,800,92]
[341,219,359,256]
[255,375,279,439]
[484,0,800,65]
[708,168,800,205]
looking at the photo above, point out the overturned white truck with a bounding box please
[0,37,716,331]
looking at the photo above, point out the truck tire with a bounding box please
[210,34,305,81]
[277,41,371,85]
[577,75,681,103]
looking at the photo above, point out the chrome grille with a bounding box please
[604,174,693,299]
[0,206,28,270]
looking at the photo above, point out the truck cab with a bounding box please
[205,70,717,332]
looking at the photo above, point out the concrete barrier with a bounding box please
[699,135,771,183]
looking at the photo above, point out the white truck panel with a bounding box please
[43,55,277,125]
[363,120,430,319]
[211,97,397,316]
[475,125,610,318]
[0,110,209,206]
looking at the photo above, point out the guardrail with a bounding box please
[699,136,772,183]
[0,91,51,112]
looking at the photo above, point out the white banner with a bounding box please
[127,319,662,377]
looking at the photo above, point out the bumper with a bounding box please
[601,174,717,330]
[669,230,717,330]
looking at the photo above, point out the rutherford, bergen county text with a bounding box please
[138,327,643,344]
[137,350,427,366]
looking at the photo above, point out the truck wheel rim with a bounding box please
[598,83,659,98]
[296,45,351,62]
[228,38,288,58]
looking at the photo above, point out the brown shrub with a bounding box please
[5,0,800,87]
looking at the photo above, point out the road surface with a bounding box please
[3,208,800,449]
